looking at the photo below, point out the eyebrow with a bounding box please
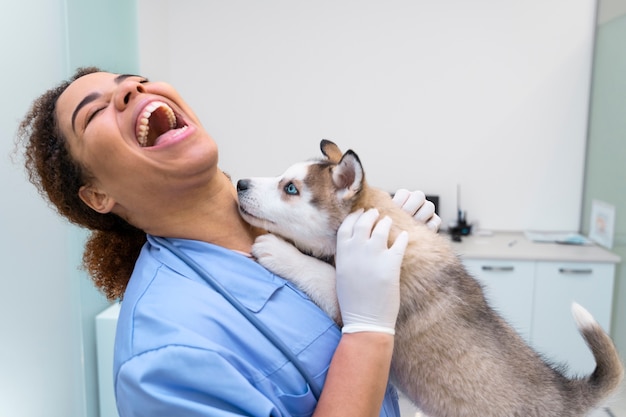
[71,74,140,132]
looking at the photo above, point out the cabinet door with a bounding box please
[530,262,615,377]
[463,259,535,342]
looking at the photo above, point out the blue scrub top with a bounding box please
[113,235,401,417]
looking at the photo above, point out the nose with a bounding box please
[114,79,146,111]
[236,179,250,192]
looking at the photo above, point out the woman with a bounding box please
[17,67,440,416]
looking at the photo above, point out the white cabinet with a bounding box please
[531,262,615,376]
[463,259,535,341]
[455,232,620,378]
[96,303,121,417]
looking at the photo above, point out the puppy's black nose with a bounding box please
[236,179,250,192]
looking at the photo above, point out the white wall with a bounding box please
[138,0,597,232]
[0,2,86,416]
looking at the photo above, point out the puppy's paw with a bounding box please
[252,234,305,277]
[253,234,341,323]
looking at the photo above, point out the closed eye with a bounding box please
[284,182,299,195]
[86,106,106,126]
[84,77,147,129]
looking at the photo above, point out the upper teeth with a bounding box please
[136,101,176,146]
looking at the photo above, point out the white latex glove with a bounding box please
[335,209,409,335]
[393,189,442,232]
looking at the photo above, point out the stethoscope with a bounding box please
[153,236,323,401]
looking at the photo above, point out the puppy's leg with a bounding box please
[252,234,340,322]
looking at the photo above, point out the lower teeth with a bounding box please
[173,125,188,137]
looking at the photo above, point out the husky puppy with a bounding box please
[236,140,623,417]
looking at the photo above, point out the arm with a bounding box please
[314,209,408,417]
[313,332,395,417]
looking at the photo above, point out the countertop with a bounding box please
[449,231,622,263]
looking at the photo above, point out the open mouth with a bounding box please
[136,101,188,147]
[238,205,256,220]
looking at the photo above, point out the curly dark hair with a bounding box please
[16,67,146,300]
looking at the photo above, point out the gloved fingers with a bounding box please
[393,188,442,232]
[345,208,380,240]
[425,214,442,232]
[368,215,408,256]
[370,214,393,245]
[413,200,436,223]
[393,189,426,217]
[337,209,364,240]
[390,230,409,257]
[392,188,412,207]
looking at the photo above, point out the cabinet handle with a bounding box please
[481,266,515,272]
[558,268,593,275]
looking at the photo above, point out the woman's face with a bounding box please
[56,72,219,224]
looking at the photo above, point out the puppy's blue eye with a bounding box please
[284,183,299,195]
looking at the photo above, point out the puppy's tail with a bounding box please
[568,302,624,413]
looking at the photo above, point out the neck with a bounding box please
[140,171,264,254]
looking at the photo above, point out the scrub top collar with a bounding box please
[146,234,286,313]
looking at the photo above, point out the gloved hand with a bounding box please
[393,189,442,232]
[335,209,409,335]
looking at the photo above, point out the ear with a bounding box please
[320,139,343,163]
[331,150,364,199]
[78,184,116,214]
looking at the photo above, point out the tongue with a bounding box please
[146,107,175,146]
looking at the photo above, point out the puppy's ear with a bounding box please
[320,139,343,163]
[331,150,364,199]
